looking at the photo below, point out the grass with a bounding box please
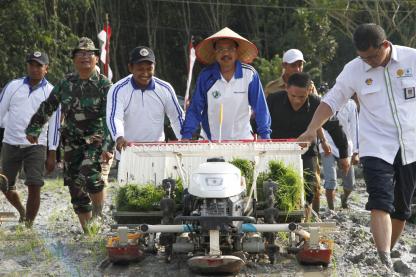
[43,177,64,191]
[0,225,53,263]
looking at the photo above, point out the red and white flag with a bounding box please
[97,24,113,81]
[184,37,196,111]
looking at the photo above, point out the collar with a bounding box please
[130,76,155,91]
[363,42,397,72]
[211,60,243,80]
[23,77,47,90]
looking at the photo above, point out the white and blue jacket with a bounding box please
[107,75,184,142]
[181,61,271,140]
[0,77,60,149]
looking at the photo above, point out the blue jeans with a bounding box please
[321,153,354,190]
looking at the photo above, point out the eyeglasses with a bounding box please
[74,51,95,58]
[215,47,237,54]
[358,44,383,62]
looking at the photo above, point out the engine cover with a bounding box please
[189,162,244,198]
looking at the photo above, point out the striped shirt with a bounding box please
[0,77,60,149]
[107,75,184,142]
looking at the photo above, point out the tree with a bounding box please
[0,0,78,86]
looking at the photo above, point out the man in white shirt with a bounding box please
[0,51,60,227]
[319,99,359,210]
[298,23,416,268]
[181,27,271,140]
[107,46,184,151]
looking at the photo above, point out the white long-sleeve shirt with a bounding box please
[106,75,184,142]
[0,77,60,149]
[323,44,416,165]
[319,99,358,158]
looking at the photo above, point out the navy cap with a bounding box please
[129,46,155,64]
[26,51,49,65]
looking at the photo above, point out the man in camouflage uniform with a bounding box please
[26,37,113,232]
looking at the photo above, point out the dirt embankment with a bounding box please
[1,172,416,276]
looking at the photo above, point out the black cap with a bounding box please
[129,46,155,64]
[26,51,49,65]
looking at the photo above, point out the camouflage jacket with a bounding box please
[26,70,114,152]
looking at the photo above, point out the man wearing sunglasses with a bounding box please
[298,23,416,268]
[25,37,113,233]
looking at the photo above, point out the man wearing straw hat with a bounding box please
[181,27,271,141]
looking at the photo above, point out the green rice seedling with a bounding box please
[229,158,254,192]
[256,160,304,213]
[116,183,164,211]
[175,177,184,205]
[277,231,289,243]
[83,220,102,237]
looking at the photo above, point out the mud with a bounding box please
[1,169,416,276]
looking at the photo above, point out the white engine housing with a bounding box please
[189,162,244,198]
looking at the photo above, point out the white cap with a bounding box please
[282,49,306,64]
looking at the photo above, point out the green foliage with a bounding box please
[229,158,254,192]
[175,177,184,205]
[116,184,164,211]
[257,160,303,212]
[0,0,78,87]
[253,54,282,88]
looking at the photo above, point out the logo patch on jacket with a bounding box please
[212,90,221,98]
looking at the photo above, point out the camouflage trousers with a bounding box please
[63,140,104,214]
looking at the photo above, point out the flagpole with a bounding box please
[105,13,109,78]
[184,36,196,111]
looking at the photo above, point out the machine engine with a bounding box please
[188,160,246,219]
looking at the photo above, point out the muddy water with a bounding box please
[1,177,416,276]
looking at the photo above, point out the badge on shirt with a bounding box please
[396,68,404,77]
[396,68,413,78]
[212,90,221,98]
[405,68,413,77]
[404,87,415,100]
[365,78,373,85]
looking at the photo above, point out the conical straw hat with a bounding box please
[196,27,258,65]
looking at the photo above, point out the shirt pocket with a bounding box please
[359,86,386,111]
[401,79,416,103]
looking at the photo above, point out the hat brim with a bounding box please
[196,29,258,65]
[71,48,100,57]
[129,57,155,64]
[26,57,48,65]
[284,57,306,64]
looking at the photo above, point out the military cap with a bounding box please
[72,37,100,57]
